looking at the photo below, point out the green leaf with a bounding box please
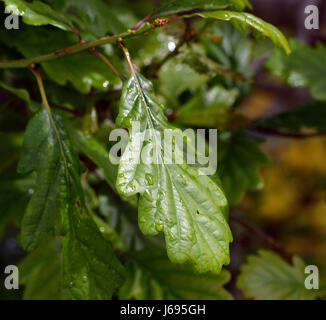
[198,22,253,98]
[19,237,64,300]
[200,22,253,76]
[21,230,127,300]
[116,72,232,274]
[176,85,239,128]
[266,39,326,101]
[256,101,326,133]
[62,213,126,300]
[0,173,34,240]
[67,126,137,207]
[154,0,252,17]
[68,127,119,191]
[97,191,164,252]
[59,0,137,37]
[158,59,209,106]
[0,81,40,112]
[0,26,117,93]
[18,105,125,299]
[2,0,73,30]
[119,247,233,300]
[189,11,290,55]
[237,250,320,300]
[217,130,269,205]
[17,106,71,251]
[44,81,86,111]
[2,0,138,38]
[0,132,23,172]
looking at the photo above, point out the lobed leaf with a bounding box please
[19,237,64,300]
[200,22,253,76]
[237,250,320,300]
[266,39,326,101]
[119,247,233,300]
[17,106,70,251]
[62,213,126,300]
[176,85,239,128]
[115,72,232,274]
[1,0,73,30]
[18,105,125,299]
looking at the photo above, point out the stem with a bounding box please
[118,40,137,78]
[29,65,51,112]
[71,28,84,43]
[29,66,67,166]
[70,27,125,81]
[0,26,152,69]
[132,12,154,30]
[89,48,125,81]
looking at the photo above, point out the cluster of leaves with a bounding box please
[0,0,325,300]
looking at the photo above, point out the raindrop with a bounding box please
[168,231,176,241]
[145,173,154,185]
[156,222,164,232]
[103,80,110,88]
[168,41,176,52]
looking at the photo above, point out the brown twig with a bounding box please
[29,64,50,109]
[250,125,326,139]
[71,28,84,44]
[132,12,154,30]
[70,27,125,81]
[230,209,291,261]
[89,48,125,81]
[0,24,154,69]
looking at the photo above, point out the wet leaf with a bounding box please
[116,72,232,274]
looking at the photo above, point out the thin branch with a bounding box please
[89,48,125,81]
[230,209,291,261]
[0,25,153,69]
[132,12,154,30]
[250,125,326,139]
[230,211,279,249]
[71,28,84,43]
[70,27,125,81]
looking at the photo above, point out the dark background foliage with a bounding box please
[0,0,325,300]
